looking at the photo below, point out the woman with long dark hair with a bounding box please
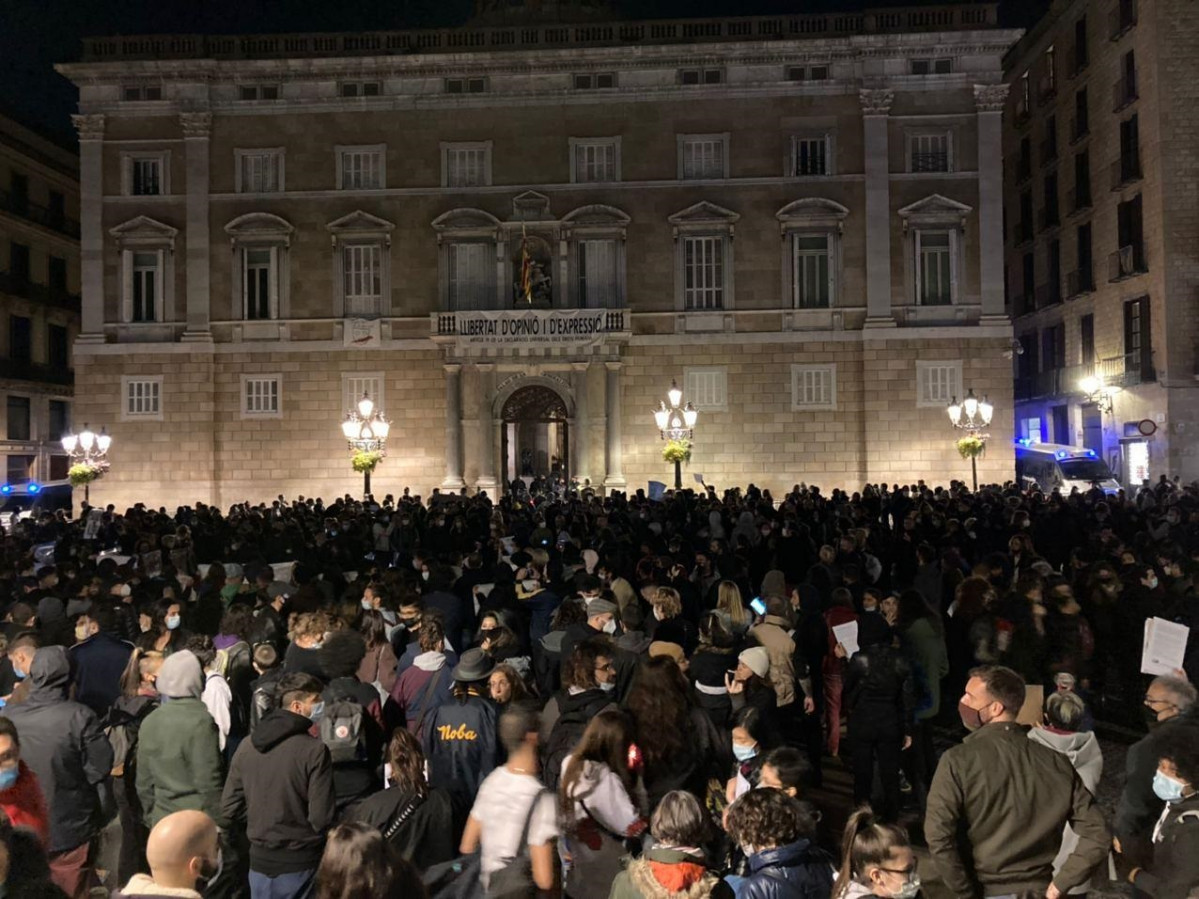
[345,728,460,870]
[625,656,725,809]
[691,611,741,730]
[315,821,426,899]
[559,709,648,899]
[356,609,398,701]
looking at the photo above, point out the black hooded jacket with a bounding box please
[221,709,336,875]
[2,646,113,852]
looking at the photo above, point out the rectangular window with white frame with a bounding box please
[915,230,955,305]
[792,233,834,308]
[337,145,385,190]
[342,244,382,316]
[791,364,837,411]
[122,376,163,420]
[571,138,620,183]
[678,135,728,180]
[448,242,495,311]
[243,247,276,320]
[443,143,492,188]
[909,132,952,173]
[236,149,284,193]
[123,153,168,196]
[684,367,728,412]
[682,236,725,310]
[343,374,384,417]
[1022,417,1044,443]
[241,376,282,418]
[791,135,831,176]
[916,361,962,407]
[577,239,620,308]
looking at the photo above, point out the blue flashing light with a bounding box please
[1087,449,1097,457]
[1016,437,1033,447]
[27,482,40,494]
[0,485,11,495]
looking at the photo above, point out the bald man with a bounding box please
[113,810,220,899]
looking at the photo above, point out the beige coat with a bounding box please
[749,616,796,708]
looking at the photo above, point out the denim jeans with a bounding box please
[248,867,317,899]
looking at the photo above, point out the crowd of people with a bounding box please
[0,475,1195,898]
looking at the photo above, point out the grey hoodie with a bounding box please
[156,650,204,699]
[1028,727,1104,895]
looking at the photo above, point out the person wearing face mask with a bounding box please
[832,806,920,899]
[4,632,40,707]
[1126,723,1199,897]
[724,787,834,899]
[0,717,50,848]
[69,606,135,718]
[541,639,620,792]
[114,809,222,899]
[1115,675,1198,871]
[559,598,620,670]
[925,665,1110,899]
[222,672,335,899]
[1,646,113,897]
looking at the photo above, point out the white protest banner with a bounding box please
[447,309,615,350]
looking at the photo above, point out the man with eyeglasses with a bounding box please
[1115,674,1198,879]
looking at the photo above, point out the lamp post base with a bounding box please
[364,470,371,498]
[673,459,682,491]
[971,455,978,493]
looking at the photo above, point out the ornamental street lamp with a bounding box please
[341,392,390,497]
[652,379,698,491]
[1079,373,1120,414]
[61,423,112,507]
[946,388,993,492]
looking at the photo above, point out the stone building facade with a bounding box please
[1004,0,1199,486]
[58,4,1021,509]
[0,113,80,485]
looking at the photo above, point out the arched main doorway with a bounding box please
[501,385,568,486]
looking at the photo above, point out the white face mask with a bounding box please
[421,571,430,582]
[602,618,617,634]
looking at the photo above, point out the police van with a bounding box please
[0,480,74,530]
[1014,442,1122,495]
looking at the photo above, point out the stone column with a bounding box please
[571,362,591,484]
[475,363,498,496]
[860,90,895,327]
[975,84,1011,321]
[441,363,466,490]
[180,113,213,341]
[71,114,106,342]
[603,361,627,494]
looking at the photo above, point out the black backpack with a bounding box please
[319,691,368,764]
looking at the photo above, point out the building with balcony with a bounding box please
[1003,0,1199,487]
[0,112,80,486]
[56,1,1021,507]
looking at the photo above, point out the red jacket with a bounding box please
[0,761,50,847]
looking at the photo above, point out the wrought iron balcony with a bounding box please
[0,358,74,387]
[911,152,949,173]
[0,271,81,311]
[1108,244,1146,281]
[1066,268,1095,298]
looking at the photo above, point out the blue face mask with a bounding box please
[733,743,758,762]
[0,765,19,791]
[1154,770,1188,803]
[165,615,181,631]
[11,665,24,681]
[308,701,325,723]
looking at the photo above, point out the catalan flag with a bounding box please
[519,225,533,303]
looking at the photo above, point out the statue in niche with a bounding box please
[512,233,553,308]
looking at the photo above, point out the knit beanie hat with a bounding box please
[739,646,770,679]
[156,650,203,699]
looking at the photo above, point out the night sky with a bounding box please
[2,0,1048,148]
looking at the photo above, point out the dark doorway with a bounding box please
[500,385,569,486]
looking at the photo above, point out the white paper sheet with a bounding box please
[1141,617,1190,677]
[832,621,860,658]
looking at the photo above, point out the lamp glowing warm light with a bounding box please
[79,428,96,452]
[683,404,698,428]
[654,405,670,430]
[1079,375,1101,396]
[946,400,962,424]
[979,398,994,426]
[962,390,979,420]
[341,418,358,440]
[96,429,112,453]
[374,419,390,440]
[61,434,77,454]
[667,380,683,409]
[357,393,374,419]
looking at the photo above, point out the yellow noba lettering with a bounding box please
[437,723,479,741]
